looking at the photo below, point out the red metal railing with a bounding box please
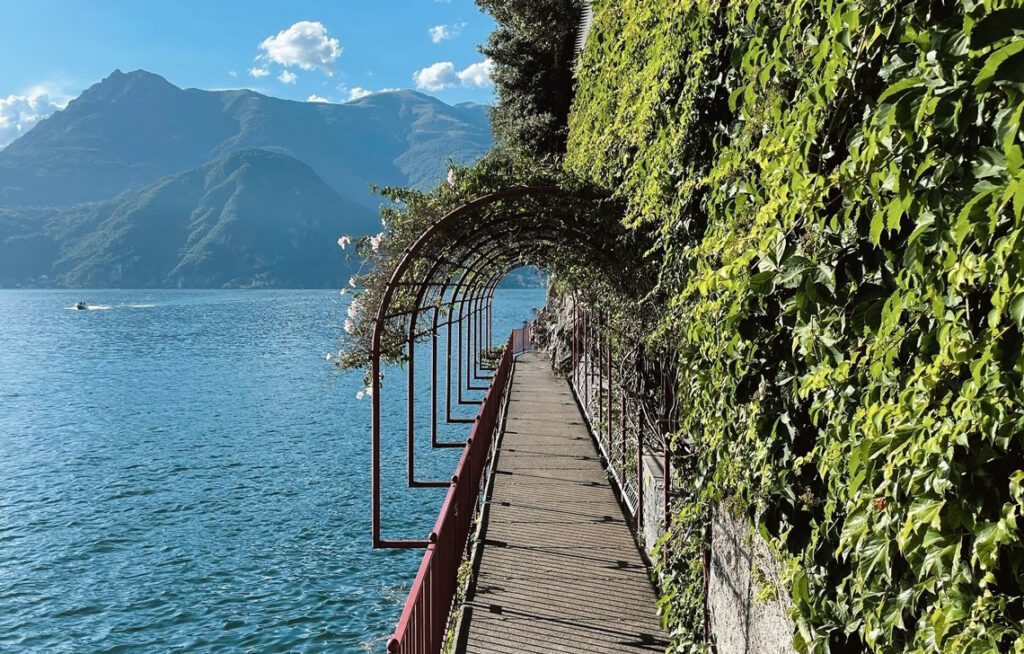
[386,337,514,654]
[511,321,533,354]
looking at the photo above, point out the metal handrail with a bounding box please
[386,336,515,654]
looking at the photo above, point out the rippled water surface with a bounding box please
[0,289,543,653]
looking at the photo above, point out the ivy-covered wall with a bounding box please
[567,0,1024,652]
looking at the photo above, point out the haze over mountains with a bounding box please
[0,70,493,288]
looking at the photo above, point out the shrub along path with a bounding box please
[457,352,668,654]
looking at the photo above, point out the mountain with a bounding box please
[0,149,380,288]
[0,70,492,208]
[0,69,494,288]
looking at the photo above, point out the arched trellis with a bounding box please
[368,185,645,547]
[369,186,673,654]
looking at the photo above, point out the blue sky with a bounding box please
[0,0,496,146]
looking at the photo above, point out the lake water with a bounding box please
[0,289,545,653]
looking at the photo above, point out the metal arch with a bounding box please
[410,229,571,432]
[371,184,623,547]
[371,186,564,548]
[404,255,536,488]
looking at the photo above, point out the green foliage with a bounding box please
[333,149,654,372]
[477,0,585,156]
[568,0,1024,652]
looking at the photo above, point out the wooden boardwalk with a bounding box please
[458,352,669,654]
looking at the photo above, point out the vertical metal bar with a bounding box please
[663,364,671,528]
[469,291,477,378]
[584,308,589,411]
[572,297,577,386]
[431,308,439,447]
[446,307,453,421]
[704,523,711,642]
[598,312,603,438]
[664,437,671,527]
[371,344,382,548]
[607,326,612,449]
[620,387,626,472]
[407,335,416,486]
[472,287,482,379]
[637,398,644,533]
[457,297,465,404]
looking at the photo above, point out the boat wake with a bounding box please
[66,303,155,311]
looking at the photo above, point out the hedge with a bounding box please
[567,0,1024,651]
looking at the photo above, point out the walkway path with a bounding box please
[458,352,669,654]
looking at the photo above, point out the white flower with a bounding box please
[347,298,361,319]
[370,232,384,251]
[348,276,357,288]
[324,352,333,361]
[344,317,355,334]
[337,236,352,250]
[447,168,457,186]
[356,389,365,400]
[355,385,374,400]
[339,288,347,296]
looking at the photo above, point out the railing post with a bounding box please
[637,398,644,533]
[664,438,671,529]
[620,388,626,472]
[584,308,589,412]
[572,297,578,385]
[607,326,612,450]
[598,312,604,438]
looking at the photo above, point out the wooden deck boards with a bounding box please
[458,352,669,654]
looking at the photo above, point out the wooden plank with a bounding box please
[459,352,669,653]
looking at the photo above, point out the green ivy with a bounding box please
[568,0,1024,652]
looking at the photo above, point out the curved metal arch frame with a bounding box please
[383,217,605,491]
[405,257,535,489]
[371,185,635,548]
[406,225,585,443]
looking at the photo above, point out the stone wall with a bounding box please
[708,506,796,654]
[641,453,665,554]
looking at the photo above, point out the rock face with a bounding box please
[709,506,797,654]
[531,290,573,373]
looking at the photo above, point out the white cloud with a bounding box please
[347,87,373,101]
[307,94,331,103]
[0,88,66,148]
[249,67,270,78]
[413,58,494,91]
[259,21,342,75]
[228,70,238,78]
[429,23,461,43]
[413,61,458,91]
[457,58,494,87]
[278,70,298,84]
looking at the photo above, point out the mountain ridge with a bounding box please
[0,69,494,288]
[0,149,380,288]
[0,69,491,208]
